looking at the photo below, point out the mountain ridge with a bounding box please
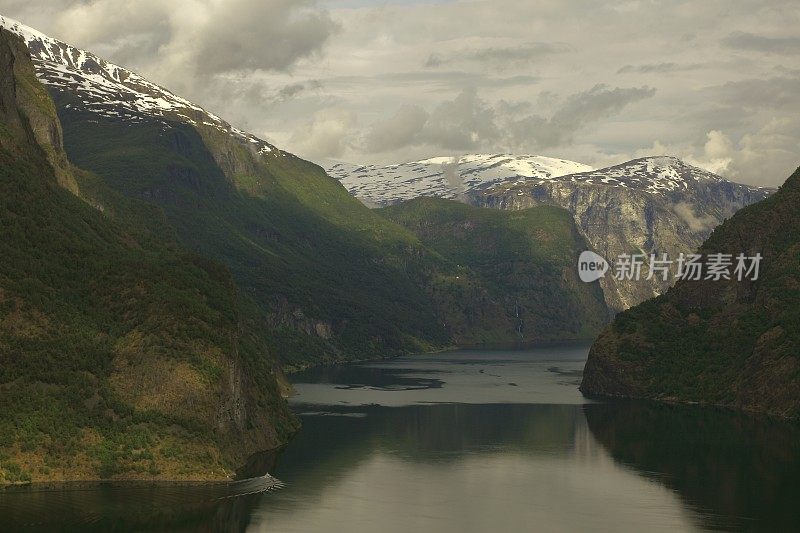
[331,153,769,207]
[0,14,276,158]
[474,156,771,310]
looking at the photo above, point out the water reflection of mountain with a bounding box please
[0,476,278,532]
[286,403,582,461]
[583,401,800,531]
[268,403,589,508]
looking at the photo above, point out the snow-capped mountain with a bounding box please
[330,153,758,207]
[327,154,593,206]
[0,14,276,156]
[557,156,731,193]
[333,153,772,310]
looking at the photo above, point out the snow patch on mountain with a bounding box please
[327,154,594,206]
[330,153,769,207]
[0,15,276,156]
[561,156,732,193]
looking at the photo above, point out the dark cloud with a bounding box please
[195,0,338,75]
[722,31,800,55]
[278,83,307,99]
[506,84,656,148]
[713,76,800,109]
[422,88,499,150]
[185,78,324,112]
[426,43,570,69]
[277,80,322,101]
[617,62,706,74]
[365,104,429,153]
[364,84,655,154]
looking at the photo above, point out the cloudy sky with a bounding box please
[1,0,799,185]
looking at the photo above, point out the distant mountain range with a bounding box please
[332,155,772,310]
[327,154,593,206]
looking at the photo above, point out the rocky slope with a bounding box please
[475,157,771,310]
[580,165,800,418]
[0,28,296,484]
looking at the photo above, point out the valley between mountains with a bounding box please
[0,11,795,487]
[0,16,606,483]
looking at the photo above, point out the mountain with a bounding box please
[0,16,611,367]
[0,15,455,369]
[0,28,296,484]
[475,156,772,310]
[328,154,593,207]
[580,165,800,418]
[381,198,609,344]
[335,153,772,311]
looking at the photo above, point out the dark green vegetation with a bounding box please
[53,87,611,366]
[382,198,609,344]
[55,102,451,370]
[0,30,296,484]
[581,166,800,418]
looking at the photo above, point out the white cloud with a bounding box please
[290,108,357,159]
[673,202,718,232]
[0,0,797,184]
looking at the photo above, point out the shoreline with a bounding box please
[0,472,283,491]
[579,391,800,423]
[284,338,595,375]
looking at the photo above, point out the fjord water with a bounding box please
[3,346,800,532]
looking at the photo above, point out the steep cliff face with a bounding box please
[0,26,79,194]
[0,29,296,484]
[580,166,800,418]
[472,158,771,311]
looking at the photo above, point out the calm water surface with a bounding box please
[3,345,800,531]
